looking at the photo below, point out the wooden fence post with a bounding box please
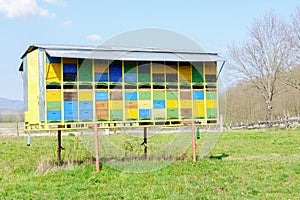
[94,123,100,172]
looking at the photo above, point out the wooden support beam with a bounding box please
[94,123,100,172]
[57,129,62,165]
[191,121,197,163]
[183,121,197,163]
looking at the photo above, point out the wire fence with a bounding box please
[225,117,300,130]
[1,117,299,137]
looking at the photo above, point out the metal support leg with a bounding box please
[143,127,147,158]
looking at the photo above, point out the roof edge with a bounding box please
[20,45,39,59]
[21,44,220,57]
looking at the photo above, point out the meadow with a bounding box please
[0,128,300,199]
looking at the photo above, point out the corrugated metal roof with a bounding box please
[19,44,224,71]
[46,49,222,62]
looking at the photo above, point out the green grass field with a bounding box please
[1,128,300,199]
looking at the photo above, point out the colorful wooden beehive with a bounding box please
[19,45,223,131]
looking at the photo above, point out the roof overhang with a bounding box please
[19,44,225,71]
[46,49,223,62]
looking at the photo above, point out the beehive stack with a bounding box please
[63,58,78,121]
[45,57,62,122]
[43,56,218,124]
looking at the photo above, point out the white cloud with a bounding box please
[60,20,73,28]
[0,0,54,19]
[87,34,101,42]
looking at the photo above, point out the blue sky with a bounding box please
[0,0,299,100]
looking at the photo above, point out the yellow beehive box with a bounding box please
[180,100,192,108]
[193,100,205,117]
[45,63,61,82]
[179,65,191,73]
[79,91,93,101]
[110,100,123,110]
[139,100,151,109]
[46,90,62,101]
[125,101,138,109]
[179,73,191,82]
[167,100,178,108]
[125,109,138,119]
[206,100,217,108]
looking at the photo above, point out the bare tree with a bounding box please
[227,12,294,122]
[291,7,300,60]
[283,7,300,90]
[283,65,300,90]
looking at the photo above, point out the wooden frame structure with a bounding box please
[20,44,223,167]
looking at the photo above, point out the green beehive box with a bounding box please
[47,102,61,110]
[167,108,179,119]
[78,58,91,65]
[139,91,151,100]
[78,65,92,73]
[206,108,217,119]
[124,65,137,73]
[110,110,123,121]
[206,91,217,100]
[78,59,92,82]
[192,73,204,82]
[166,91,178,100]
[153,91,165,100]
[192,63,203,74]
[78,73,92,82]
[138,73,151,82]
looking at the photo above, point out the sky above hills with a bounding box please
[0,0,299,100]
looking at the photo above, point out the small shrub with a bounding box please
[68,133,75,137]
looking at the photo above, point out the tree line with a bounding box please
[222,7,300,125]
[0,112,24,123]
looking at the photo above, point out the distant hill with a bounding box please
[0,97,24,111]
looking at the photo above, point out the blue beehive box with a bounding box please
[139,109,151,119]
[124,73,137,82]
[125,92,137,101]
[63,64,77,73]
[47,110,62,121]
[95,92,109,101]
[79,110,93,120]
[153,100,166,109]
[193,91,204,100]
